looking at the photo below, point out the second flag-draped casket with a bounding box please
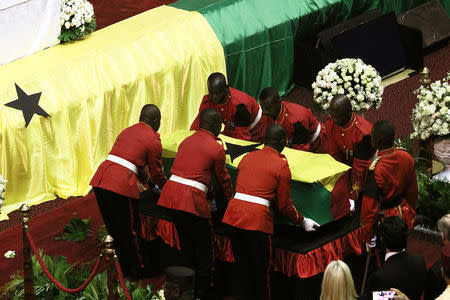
[161,131,350,226]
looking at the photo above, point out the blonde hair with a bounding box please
[437,214,450,242]
[320,260,357,300]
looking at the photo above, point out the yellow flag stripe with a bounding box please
[0,6,226,220]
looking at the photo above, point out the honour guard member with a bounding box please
[90,104,167,278]
[222,124,319,300]
[326,94,374,220]
[159,108,233,300]
[259,87,328,153]
[190,72,264,141]
[361,120,417,242]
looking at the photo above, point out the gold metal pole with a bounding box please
[418,67,433,174]
[103,235,119,300]
[420,67,431,88]
[21,204,35,300]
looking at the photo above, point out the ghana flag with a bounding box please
[161,130,350,226]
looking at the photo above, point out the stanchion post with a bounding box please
[418,67,433,174]
[103,235,119,300]
[20,204,35,300]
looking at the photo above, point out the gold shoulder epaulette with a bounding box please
[369,156,381,171]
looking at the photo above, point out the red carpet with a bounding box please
[0,193,103,286]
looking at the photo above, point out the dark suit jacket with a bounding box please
[424,259,446,300]
[366,252,427,300]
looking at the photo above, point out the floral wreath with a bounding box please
[312,58,384,112]
[411,73,450,140]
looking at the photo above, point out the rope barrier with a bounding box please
[114,260,132,300]
[25,231,101,294]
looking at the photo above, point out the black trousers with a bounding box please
[228,227,271,300]
[93,187,142,279]
[171,209,214,299]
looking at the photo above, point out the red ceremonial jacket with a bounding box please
[190,87,264,141]
[222,146,304,234]
[157,129,233,219]
[263,101,328,153]
[90,122,167,199]
[361,148,418,240]
[326,113,373,200]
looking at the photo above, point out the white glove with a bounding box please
[365,236,376,251]
[152,184,161,194]
[349,199,355,213]
[302,217,320,232]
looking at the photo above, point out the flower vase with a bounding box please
[433,138,450,182]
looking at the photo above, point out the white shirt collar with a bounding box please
[385,249,405,261]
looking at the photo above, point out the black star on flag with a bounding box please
[225,142,263,162]
[4,83,50,127]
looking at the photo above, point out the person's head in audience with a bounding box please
[207,72,230,105]
[329,94,353,127]
[438,214,450,245]
[372,120,395,151]
[199,108,223,137]
[163,266,195,300]
[264,124,287,153]
[259,87,282,120]
[139,104,161,132]
[379,216,408,252]
[441,244,450,285]
[320,260,357,300]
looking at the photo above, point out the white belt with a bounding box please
[169,175,208,193]
[107,154,138,174]
[234,192,270,207]
[250,106,262,130]
[310,123,321,143]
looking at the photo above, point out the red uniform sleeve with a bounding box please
[406,167,418,209]
[190,96,209,131]
[361,172,383,241]
[292,143,311,151]
[277,163,304,224]
[146,136,167,189]
[214,146,233,200]
[350,157,371,200]
[361,195,378,242]
[232,126,251,140]
[325,118,344,162]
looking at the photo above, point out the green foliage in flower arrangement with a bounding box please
[1,250,90,299]
[54,217,93,242]
[415,170,450,228]
[1,250,164,299]
[96,225,109,246]
[58,18,96,43]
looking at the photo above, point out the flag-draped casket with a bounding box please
[160,130,350,226]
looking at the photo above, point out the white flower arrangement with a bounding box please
[0,174,6,211]
[411,73,450,140]
[151,290,165,299]
[312,58,384,112]
[4,250,15,259]
[59,0,96,43]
